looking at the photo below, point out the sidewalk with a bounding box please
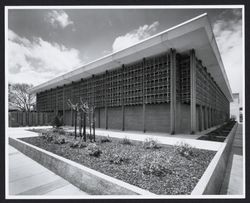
[64,126,223,151]
[220,123,243,195]
[8,126,223,151]
[8,145,88,196]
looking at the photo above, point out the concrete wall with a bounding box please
[8,112,53,127]
[100,108,106,128]
[95,109,100,128]
[177,103,191,134]
[124,105,143,131]
[108,106,122,130]
[196,106,200,132]
[62,103,191,134]
[145,103,170,133]
[61,102,229,135]
[191,123,238,195]
[64,110,72,126]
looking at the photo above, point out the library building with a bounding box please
[29,13,233,134]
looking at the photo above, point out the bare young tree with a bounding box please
[8,83,36,112]
[80,98,96,142]
[67,98,96,142]
[67,99,80,140]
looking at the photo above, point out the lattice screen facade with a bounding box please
[37,52,172,111]
[36,50,230,132]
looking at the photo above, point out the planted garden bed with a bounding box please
[20,129,215,195]
[197,121,236,142]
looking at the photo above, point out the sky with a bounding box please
[7,7,243,104]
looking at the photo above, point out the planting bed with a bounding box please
[20,129,215,195]
[197,121,236,142]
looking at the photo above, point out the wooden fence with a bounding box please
[9,111,54,127]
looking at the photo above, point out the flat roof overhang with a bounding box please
[29,13,233,102]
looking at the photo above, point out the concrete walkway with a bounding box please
[220,124,243,195]
[8,126,223,151]
[8,145,88,196]
[64,126,223,151]
[8,144,88,196]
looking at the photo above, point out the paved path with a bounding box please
[8,145,88,196]
[8,126,53,139]
[8,126,223,151]
[220,123,243,195]
[64,126,223,151]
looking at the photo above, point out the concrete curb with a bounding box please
[191,122,238,195]
[9,137,155,196]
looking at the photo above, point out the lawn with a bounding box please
[20,129,216,195]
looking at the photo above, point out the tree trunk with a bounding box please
[83,112,86,142]
[79,111,83,137]
[93,109,96,142]
[74,110,77,139]
[89,111,92,138]
[27,109,30,126]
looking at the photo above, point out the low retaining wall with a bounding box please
[191,122,238,195]
[9,137,154,196]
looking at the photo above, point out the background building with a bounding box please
[230,93,242,123]
[29,13,233,134]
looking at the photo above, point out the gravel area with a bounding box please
[20,131,215,195]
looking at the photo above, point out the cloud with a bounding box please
[102,50,112,56]
[112,21,159,52]
[232,9,242,17]
[212,9,243,103]
[46,10,74,28]
[8,29,82,85]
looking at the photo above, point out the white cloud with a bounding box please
[212,10,243,104]
[46,10,74,28]
[8,29,82,85]
[112,21,159,52]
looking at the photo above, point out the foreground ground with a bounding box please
[20,131,215,195]
[8,145,88,196]
[8,124,243,196]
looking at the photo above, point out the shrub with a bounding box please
[39,132,48,139]
[143,138,161,149]
[109,152,130,164]
[86,133,95,142]
[139,152,173,177]
[51,115,63,128]
[57,128,66,135]
[70,141,79,148]
[100,135,112,143]
[39,132,54,142]
[46,134,53,142]
[52,128,58,133]
[70,140,87,148]
[66,132,74,137]
[54,138,66,145]
[86,143,102,157]
[174,142,196,159]
[51,127,65,134]
[120,136,132,145]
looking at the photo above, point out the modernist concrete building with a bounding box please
[29,13,233,134]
